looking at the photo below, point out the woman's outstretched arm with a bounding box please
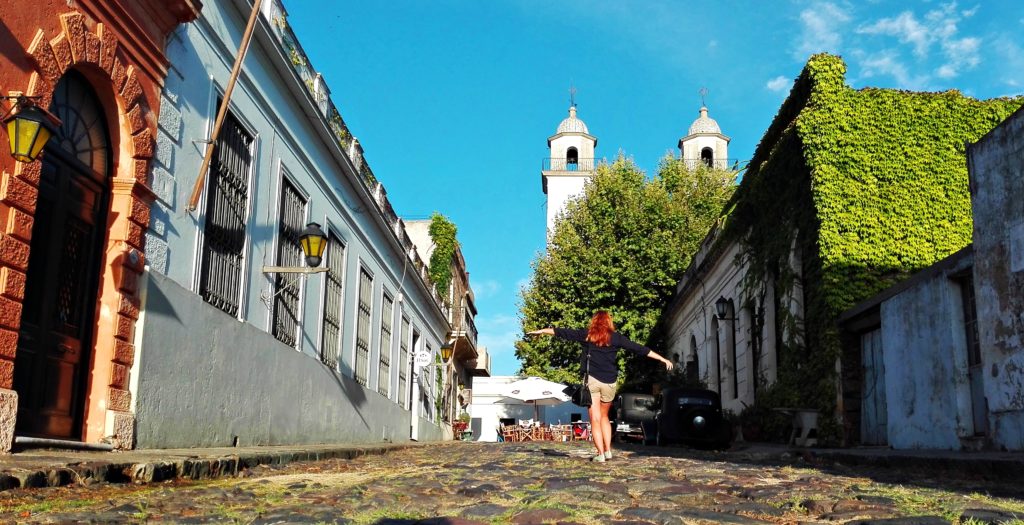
[526,328,554,336]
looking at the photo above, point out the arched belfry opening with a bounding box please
[701,147,714,167]
[566,147,578,170]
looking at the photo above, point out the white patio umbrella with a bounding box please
[498,376,570,422]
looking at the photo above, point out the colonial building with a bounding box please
[659,54,1022,445]
[541,105,597,237]
[0,1,200,451]
[839,106,1024,451]
[125,0,459,448]
[404,219,490,436]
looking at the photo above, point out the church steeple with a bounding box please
[678,92,730,169]
[542,103,598,238]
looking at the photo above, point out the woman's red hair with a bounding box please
[586,310,614,347]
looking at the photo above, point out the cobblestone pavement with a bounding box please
[1,441,1022,524]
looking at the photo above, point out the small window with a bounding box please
[701,147,714,167]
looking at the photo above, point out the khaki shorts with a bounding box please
[587,375,616,403]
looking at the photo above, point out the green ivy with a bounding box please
[721,53,1023,444]
[428,212,458,301]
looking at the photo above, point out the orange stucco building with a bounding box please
[0,0,200,451]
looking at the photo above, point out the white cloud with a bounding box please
[766,75,790,92]
[794,2,852,60]
[994,36,1024,88]
[856,51,928,90]
[961,5,979,17]
[471,279,501,299]
[853,2,981,85]
[476,313,521,357]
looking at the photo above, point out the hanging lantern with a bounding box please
[3,97,60,163]
[299,222,327,268]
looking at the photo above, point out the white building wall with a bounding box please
[545,176,589,233]
[681,135,729,163]
[878,274,974,449]
[467,376,586,442]
[967,107,1024,450]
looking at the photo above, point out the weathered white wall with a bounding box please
[545,175,589,233]
[134,272,428,448]
[662,237,766,414]
[878,272,974,449]
[680,134,729,163]
[967,107,1024,450]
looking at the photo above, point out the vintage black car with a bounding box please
[611,393,657,442]
[652,387,733,449]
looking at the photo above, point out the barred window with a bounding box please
[272,178,306,347]
[378,293,393,397]
[320,233,345,368]
[397,316,410,407]
[198,108,252,317]
[355,267,373,386]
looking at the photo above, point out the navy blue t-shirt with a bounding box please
[553,327,651,384]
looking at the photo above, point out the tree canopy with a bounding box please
[516,155,737,388]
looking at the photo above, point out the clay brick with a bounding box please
[0,328,17,359]
[49,33,73,73]
[118,294,140,320]
[121,69,143,110]
[125,221,145,250]
[0,296,21,330]
[113,339,134,366]
[14,158,41,188]
[118,267,139,295]
[6,207,33,241]
[25,73,53,110]
[0,268,26,302]
[107,388,130,412]
[114,313,134,340]
[129,196,150,225]
[0,172,38,214]
[84,31,100,65]
[132,159,150,185]
[26,30,61,85]
[131,128,154,159]
[0,237,29,271]
[111,58,127,93]
[110,363,128,389]
[97,24,117,75]
[126,104,144,134]
[0,359,12,389]
[60,12,88,64]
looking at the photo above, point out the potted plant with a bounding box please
[452,412,471,439]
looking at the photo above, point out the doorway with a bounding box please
[13,71,111,439]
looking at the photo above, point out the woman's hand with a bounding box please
[663,358,674,371]
[526,328,554,337]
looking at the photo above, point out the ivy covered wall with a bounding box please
[723,53,1024,443]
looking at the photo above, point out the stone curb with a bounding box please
[0,443,416,492]
[807,449,1024,481]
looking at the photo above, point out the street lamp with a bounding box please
[2,95,60,163]
[714,296,738,399]
[263,222,329,275]
[440,341,455,363]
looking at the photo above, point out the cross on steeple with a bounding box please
[569,84,577,108]
[699,87,708,107]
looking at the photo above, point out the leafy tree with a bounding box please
[516,155,737,388]
[428,212,458,300]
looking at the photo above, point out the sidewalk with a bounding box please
[1,440,1021,492]
[0,441,425,491]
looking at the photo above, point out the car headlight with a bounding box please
[693,415,706,428]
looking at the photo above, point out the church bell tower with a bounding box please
[541,104,597,238]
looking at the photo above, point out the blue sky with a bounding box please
[285,1,1023,376]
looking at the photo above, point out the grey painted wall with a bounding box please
[879,267,974,449]
[135,272,426,448]
[968,107,1024,450]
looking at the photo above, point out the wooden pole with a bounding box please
[187,0,265,212]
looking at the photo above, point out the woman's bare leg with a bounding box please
[600,400,613,455]
[588,402,605,456]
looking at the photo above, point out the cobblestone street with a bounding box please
[1,442,1022,524]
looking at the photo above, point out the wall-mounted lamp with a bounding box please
[263,222,329,275]
[439,341,455,363]
[715,296,737,321]
[2,95,61,163]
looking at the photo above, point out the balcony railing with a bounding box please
[452,306,478,349]
[679,158,741,171]
[542,158,597,172]
[261,0,448,318]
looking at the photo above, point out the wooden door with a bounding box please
[860,329,887,445]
